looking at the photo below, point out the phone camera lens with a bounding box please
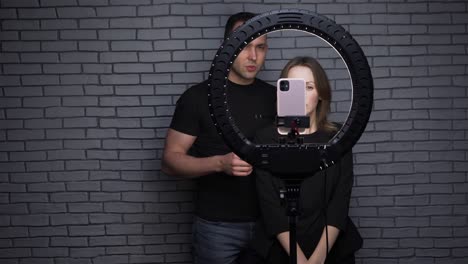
[280,80,289,91]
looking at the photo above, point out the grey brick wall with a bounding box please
[1,0,467,263]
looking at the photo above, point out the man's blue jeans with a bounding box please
[192,216,255,264]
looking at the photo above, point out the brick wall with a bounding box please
[1,0,467,263]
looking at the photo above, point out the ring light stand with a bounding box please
[208,9,373,264]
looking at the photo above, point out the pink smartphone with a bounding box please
[276,78,307,135]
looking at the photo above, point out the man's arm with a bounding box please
[161,128,252,178]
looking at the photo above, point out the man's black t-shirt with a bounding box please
[170,78,276,221]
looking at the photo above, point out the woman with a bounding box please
[246,57,362,264]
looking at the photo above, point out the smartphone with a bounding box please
[276,78,307,135]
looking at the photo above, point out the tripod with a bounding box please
[277,117,308,264]
[279,180,302,264]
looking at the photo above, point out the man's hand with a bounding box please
[220,152,253,176]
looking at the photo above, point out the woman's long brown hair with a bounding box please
[280,56,337,132]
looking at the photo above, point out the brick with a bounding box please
[139,52,170,62]
[119,129,155,139]
[49,171,88,182]
[120,150,156,160]
[130,255,164,263]
[69,225,105,236]
[429,25,465,34]
[378,184,413,196]
[3,87,42,97]
[99,52,137,63]
[0,248,31,258]
[22,75,59,85]
[45,107,84,118]
[4,64,42,74]
[79,41,109,52]
[394,152,429,162]
[110,18,151,28]
[101,160,140,170]
[43,64,80,74]
[86,129,117,139]
[153,16,185,28]
[57,7,96,18]
[50,192,88,202]
[141,117,171,128]
[414,162,453,173]
[431,216,467,227]
[111,0,150,5]
[115,85,153,95]
[98,29,136,40]
[377,142,413,152]
[18,8,56,19]
[10,172,47,183]
[89,214,121,224]
[70,247,104,258]
[114,63,153,73]
[85,107,115,117]
[0,204,28,215]
[50,214,88,226]
[87,150,117,159]
[122,192,159,202]
[414,141,451,151]
[104,202,143,213]
[41,19,77,29]
[26,160,64,172]
[0,142,24,151]
[51,237,88,247]
[396,217,430,227]
[101,74,139,85]
[60,52,98,62]
[143,223,178,234]
[30,226,67,237]
[90,192,120,201]
[30,203,66,213]
[64,117,97,128]
[431,194,466,205]
[55,258,91,264]
[10,193,47,203]
[100,118,140,128]
[46,129,85,139]
[13,237,49,248]
[79,19,108,29]
[145,244,180,254]
[112,41,152,51]
[106,224,142,235]
[416,249,450,257]
[20,30,57,41]
[140,96,172,106]
[412,55,452,66]
[417,209,451,223]
[44,86,83,96]
[1,0,39,7]
[128,235,164,245]
[66,160,100,170]
[89,236,126,246]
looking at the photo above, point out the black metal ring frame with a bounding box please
[208,9,373,175]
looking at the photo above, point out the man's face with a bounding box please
[228,21,268,85]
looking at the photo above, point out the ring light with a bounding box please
[208,9,373,175]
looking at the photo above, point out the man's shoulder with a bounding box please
[255,78,275,89]
[180,80,210,99]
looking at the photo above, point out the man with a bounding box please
[162,12,276,264]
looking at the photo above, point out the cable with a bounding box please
[323,164,329,261]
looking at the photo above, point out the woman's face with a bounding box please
[287,66,319,116]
